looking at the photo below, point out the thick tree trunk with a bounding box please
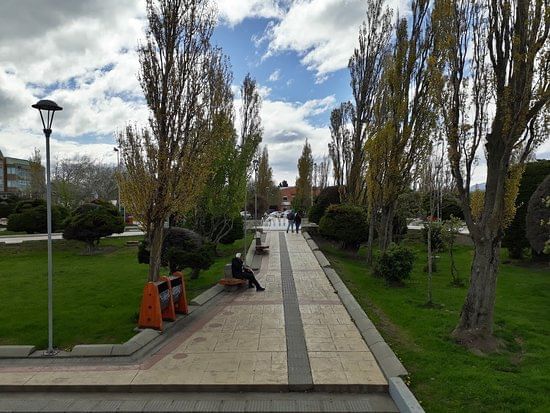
[453,237,501,348]
[148,223,164,282]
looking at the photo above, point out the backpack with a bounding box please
[288,211,295,220]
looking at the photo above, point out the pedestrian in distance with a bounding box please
[231,253,265,291]
[286,209,295,233]
[294,210,302,233]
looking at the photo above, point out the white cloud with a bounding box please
[263,0,407,80]
[215,0,284,26]
[268,69,281,82]
[261,96,335,184]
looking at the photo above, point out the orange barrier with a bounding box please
[138,280,176,330]
[162,272,189,315]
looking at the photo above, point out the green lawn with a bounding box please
[317,236,550,413]
[0,236,246,350]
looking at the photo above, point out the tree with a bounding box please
[316,156,330,190]
[364,0,435,260]
[432,0,550,347]
[503,160,550,258]
[63,200,125,253]
[27,148,45,200]
[328,102,352,198]
[294,140,314,211]
[346,0,393,205]
[51,155,117,209]
[118,0,216,282]
[526,175,550,256]
[256,147,277,214]
[184,52,253,247]
[442,215,463,287]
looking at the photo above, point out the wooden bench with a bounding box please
[255,233,269,254]
[218,263,247,287]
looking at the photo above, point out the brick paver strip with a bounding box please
[278,232,314,389]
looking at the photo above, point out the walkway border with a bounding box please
[307,236,426,413]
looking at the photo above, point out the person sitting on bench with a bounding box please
[231,253,265,291]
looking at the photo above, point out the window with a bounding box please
[282,196,288,201]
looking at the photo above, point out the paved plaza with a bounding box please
[0,230,402,412]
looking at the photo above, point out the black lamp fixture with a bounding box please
[32,99,63,138]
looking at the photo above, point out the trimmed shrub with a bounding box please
[309,186,341,224]
[503,159,550,258]
[374,243,415,284]
[7,200,65,234]
[319,204,368,251]
[139,227,215,278]
[526,175,550,256]
[63,200,125,251]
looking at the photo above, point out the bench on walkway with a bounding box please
[218,263,247,287]
[255,232,269,254]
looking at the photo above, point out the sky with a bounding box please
[0,0,548,187]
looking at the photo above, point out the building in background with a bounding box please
[0,150,32,199]
[279,186,297,211]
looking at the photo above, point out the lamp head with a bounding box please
[32,99,62,132]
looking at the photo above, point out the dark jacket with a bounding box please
[295,212,302,224]
[231,257,243,278]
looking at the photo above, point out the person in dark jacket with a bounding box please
[231,253,265,291]
[294,211,302,233]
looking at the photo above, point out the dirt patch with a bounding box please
[451,329,504,354]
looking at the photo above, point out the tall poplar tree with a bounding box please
[294,140,314,210]
[118,0,216,282]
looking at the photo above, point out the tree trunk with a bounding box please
[148,223,164,282]
[379,204,395,252]
[427,222,433,305]
[366,214,375,265]
[453,237,501,348]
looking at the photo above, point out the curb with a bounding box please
[389,377,425,412]
[0,346,36,358]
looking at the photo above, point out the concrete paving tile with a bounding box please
[200,370,238,384]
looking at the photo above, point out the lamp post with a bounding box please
[113,147,121,214]
[32,99,63,356]
[253,159,259,223]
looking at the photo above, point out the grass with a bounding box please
[0,235,246,350]
[317,235,550,413]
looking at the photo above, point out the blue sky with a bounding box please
[0,0,547,185]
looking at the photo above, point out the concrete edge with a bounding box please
[389,377,425,413]
[190,284,225,306]
[0,346,36,358]
[311,242,408,380]
[306,238,319,251]
[312,249,331,268]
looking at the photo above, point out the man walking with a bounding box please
[294,210,302,233]
[286,209,295,233]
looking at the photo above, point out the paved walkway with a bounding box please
[0,231,397,412]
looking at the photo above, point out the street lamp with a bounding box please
[253,159,259,223]
[32,99,63,356]
[113,147,121,213]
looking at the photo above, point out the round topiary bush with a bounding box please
[63,200,125,252]
[139,227,215,278]
[308,186,342,224]
[319,204,368,251]
[374,243,415,284]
